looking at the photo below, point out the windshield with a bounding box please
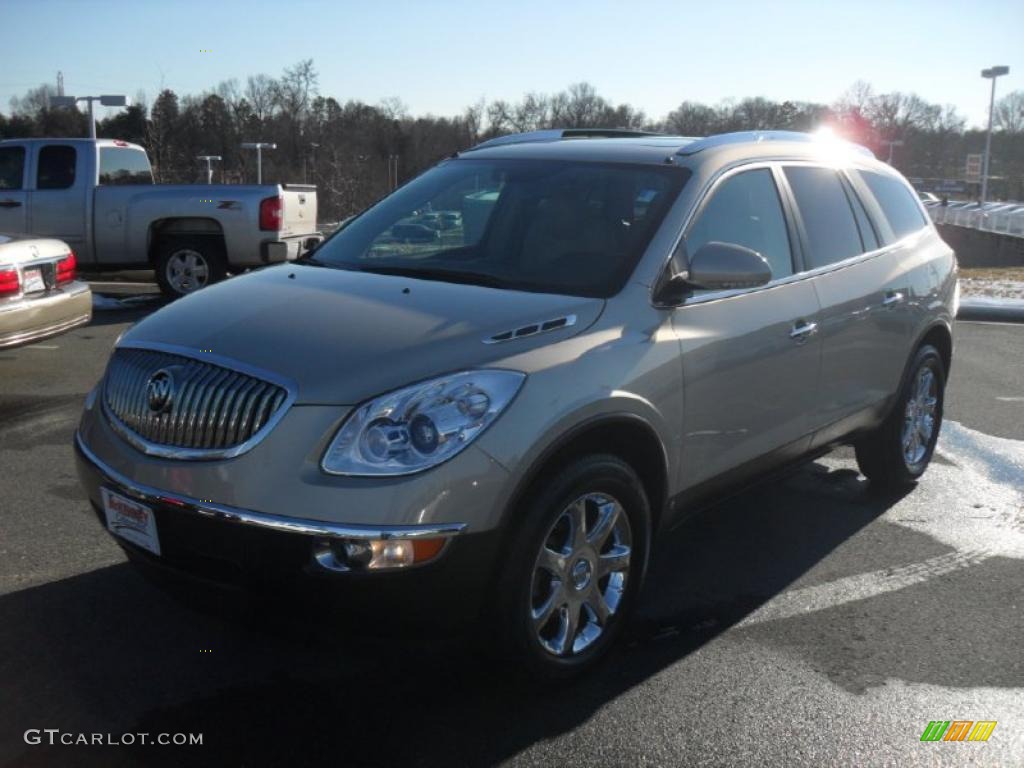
[309,158,689,298]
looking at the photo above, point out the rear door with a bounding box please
[0,145,28,233]
[672,165,823,487]
[28,143,88,255]
[778,164,913,445]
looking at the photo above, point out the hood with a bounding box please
[122,263,604,404]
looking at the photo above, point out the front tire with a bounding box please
[155,237,228,299]
[855,344,945,489]
[495,454,651,677]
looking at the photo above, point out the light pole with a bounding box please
[241,142,276,184]
[50,94,129,139]
[883,139,904,165]
[980,65,1010,204]
[196,155,222,184]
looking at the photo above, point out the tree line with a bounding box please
[3,60,1023,222]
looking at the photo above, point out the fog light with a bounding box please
[314,536,449,572]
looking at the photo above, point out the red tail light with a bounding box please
[259,196,283,231]
[0,267,19,297]
[57,250,76,284]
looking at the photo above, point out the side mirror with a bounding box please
[686,241,772,291]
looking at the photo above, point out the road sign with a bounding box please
[965,154,983,183]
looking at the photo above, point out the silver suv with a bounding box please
[75,130,957,675]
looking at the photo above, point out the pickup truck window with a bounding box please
[99,147,154,186]
[37,145,76,190]
[0,147,25,190]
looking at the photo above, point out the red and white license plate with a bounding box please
[101,488,161,556]
[23,268,45,293]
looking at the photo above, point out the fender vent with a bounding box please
[483,314,578,344]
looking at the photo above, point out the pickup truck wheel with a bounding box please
[496,454,650,677]
[155,238,227,298]
[855,344,945,490]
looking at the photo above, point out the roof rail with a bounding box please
[468,128,662,152]
[675,130,874,158]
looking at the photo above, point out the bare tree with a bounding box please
[995,91,1024,134]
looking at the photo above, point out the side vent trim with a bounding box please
[483,314,577,344]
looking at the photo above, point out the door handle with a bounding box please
[790,320,818,342]
[883,290,905,307]
[0,199,23,208]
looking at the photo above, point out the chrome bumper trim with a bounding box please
[75,431,468,540]
[0,311,91,348]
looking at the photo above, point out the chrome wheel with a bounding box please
[902,366,938,466]
[530,492,632,657]
[165,249,210,294]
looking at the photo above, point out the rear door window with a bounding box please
[686,168,793,280]
[857,170,928,241]
[0,146,26,190]
[783,166,864,268]
[37,145,77,190]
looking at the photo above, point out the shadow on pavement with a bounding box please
[1,459,1012,767]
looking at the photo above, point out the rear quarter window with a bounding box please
[99,147,154,185]
[857,170,928,240]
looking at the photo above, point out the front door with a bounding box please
[672,166,822,489]
[0,144,28,234]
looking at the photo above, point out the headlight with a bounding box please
[321,370,525,476]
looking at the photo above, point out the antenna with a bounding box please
[57,71,65,97]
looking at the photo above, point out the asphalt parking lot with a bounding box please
[0,289,1022,767]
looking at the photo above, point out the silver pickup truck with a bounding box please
[0,138,321,297]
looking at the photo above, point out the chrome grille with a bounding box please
[103,347,291,458]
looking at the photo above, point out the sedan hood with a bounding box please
[122,264,604,404]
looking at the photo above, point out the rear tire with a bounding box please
[494,454,651,678]
[155,237,227,299]
[855,344,945,489]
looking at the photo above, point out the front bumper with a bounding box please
[74,431,480,585]
[0,281,92,348]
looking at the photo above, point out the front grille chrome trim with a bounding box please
[102,340,298,461]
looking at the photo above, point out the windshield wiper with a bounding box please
[356,265,513,289]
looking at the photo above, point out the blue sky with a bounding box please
[1,0,1021,127]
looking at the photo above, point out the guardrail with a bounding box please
[926,202,1024,237]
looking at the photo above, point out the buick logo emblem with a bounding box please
[146,369,175,413]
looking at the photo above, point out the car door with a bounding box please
[28,143,88,255]
[0,145,29,233]
[671,165,823,489]
[778,164,913,446]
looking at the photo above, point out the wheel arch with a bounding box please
[148,218,226,265]
[498,413,670,537]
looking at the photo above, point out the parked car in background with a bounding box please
[918,191,940,204]
[0,233,90,348]
[75,129,956,676]
[0,138,322,298]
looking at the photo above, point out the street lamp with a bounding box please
[241,142,276,184]
[50,94,129,139]
[882,139,904,165]
[980,65,1010,204]
[196,155,222,184]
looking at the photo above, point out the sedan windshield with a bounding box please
[309,158,689,298]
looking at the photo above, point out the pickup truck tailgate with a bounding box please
[281,185,318,237]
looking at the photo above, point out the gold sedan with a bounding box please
[0,234,91,348]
